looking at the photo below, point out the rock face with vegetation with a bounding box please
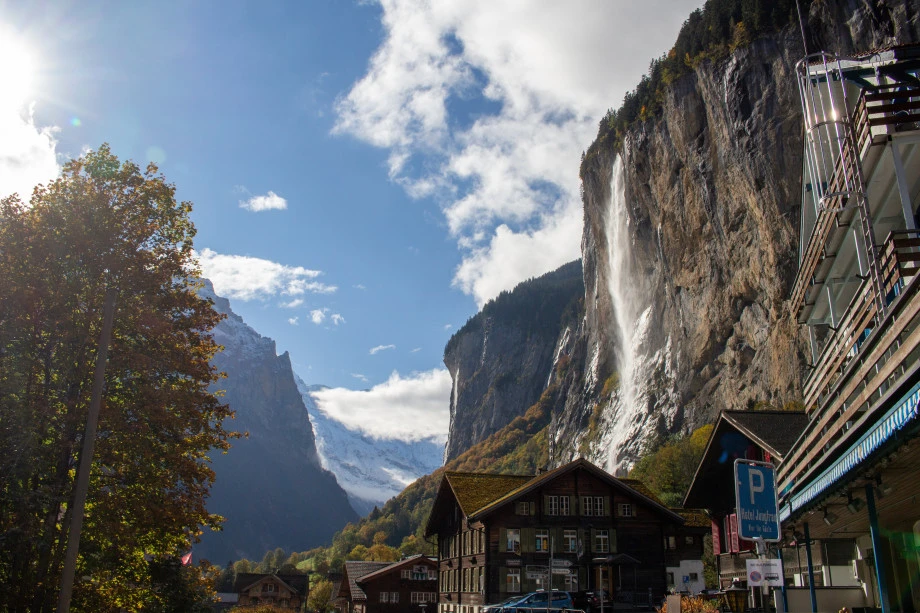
[443,1,920,472]
[197,282,357,563]
[443,260,583,461]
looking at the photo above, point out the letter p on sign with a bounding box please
[749,468,764,505]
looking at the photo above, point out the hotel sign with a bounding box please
[734,460,781,541]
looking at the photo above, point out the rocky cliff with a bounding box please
[443,260,583,461]
[196,282,357,563]
[443,1,920,474]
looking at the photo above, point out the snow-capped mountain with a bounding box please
[295,375,444,516]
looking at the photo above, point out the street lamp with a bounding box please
[722,581,747,613]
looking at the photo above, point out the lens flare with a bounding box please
[0,27,37,112]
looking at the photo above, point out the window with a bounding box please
[689,573,699,582]
[618,503,634,517]
[391,592,399,603]
[412,593,438,603]
[563,529,578,552]
[535,529,549,552]
[664,536,677,550]
[515,501,532,516]
[547,495,559,516]
[595,529,609,553]
[582,496,605,516]
[412,565,429,580]
[560,496,570,516]
[666,572,675,586]
[402,569,411,579]
[380,593,389,603]
[507,568,521,593]
[262,583,276,593]
[685,536,695,545]
[506,528,520,553]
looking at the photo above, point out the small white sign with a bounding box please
[746,559,783,587]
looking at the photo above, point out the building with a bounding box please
[424,458,706,613]
[337,557,438,613]
[778,43,920,613]
[232,573,309,610]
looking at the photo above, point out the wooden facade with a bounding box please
[233,573,308,610]
[425,459,705,613]
[339,557,439,613]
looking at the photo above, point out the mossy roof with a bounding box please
[443,472,533,517]
[670,508,711,528]
[619,478,665,505]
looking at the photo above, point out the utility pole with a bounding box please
[57,289,117,613]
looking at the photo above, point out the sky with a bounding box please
[0,0,701,445]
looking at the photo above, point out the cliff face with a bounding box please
[441,1,920,473]
[196,282,357,563]
[443,261,583,462]
[561,0,920,472]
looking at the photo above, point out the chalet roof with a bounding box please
[619,478,665,506]
[355,555,436,585]
[442,472,533,517]
[683,410,808,511]
[671,508,710,529]
[721,410,809,460]
[343,561,391,601]
[233,573,308,596]
[469,458,684,524]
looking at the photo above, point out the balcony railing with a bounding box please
[780,231,920,495]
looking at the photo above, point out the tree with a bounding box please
[0,145,235,611]
[308,578,334,613]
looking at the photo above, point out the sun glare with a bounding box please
[0,27,38,112]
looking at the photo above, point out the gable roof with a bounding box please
[671,508,710,529]
[233,573,308,596]
[343,561,391,601]
[355,555,436,585]
[683,410,808,510]
[444,472,533,517]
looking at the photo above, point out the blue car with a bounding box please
[504,591,574,611]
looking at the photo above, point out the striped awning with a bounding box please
[780,380,920,521]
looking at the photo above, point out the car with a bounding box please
[571,590,610,613]
[504,590,574,611]
[483,596,528,613]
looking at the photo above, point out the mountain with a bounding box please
[195,281,357,563]
[295,376,444,516]
[443,260,584,461]
[442,1,920,474]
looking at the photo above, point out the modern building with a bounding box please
[778,43,920,613]
[424,458,706,613]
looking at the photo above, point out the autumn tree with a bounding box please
[308,579,334,613]
[0,145,234,612]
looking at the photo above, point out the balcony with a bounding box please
[779,231,920,497]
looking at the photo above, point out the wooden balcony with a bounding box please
[790,83,920,320]
[779,231,920,496]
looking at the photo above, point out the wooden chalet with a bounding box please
[424,458,705,613]
[337,557,438,613]
[232,572,309,610]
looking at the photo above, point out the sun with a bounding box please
[0,26,38,112]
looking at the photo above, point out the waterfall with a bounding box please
[603,155,654,474]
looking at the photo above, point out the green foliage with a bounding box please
[583,0,808,168]
[308,578,335,613]
[628,425,713,506]
[600,372,620,398]
[0,144,234,611]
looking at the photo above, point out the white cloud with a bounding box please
[353,284,366,290]
[369,344,396,355]
[410,347,421,353]
[331,313,345,325]
[280,298,304,308]
[310,309,327,324]
[239,190,287,212]
[443,324,452,330]
[0,103,61,201]
[288,317,299,326]
[311,369,452,442]
[334,0,700,305]
[351,373,369,383]
[196,248,336,300]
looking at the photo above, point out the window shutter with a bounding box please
[553,528,563,552]
[544,495,549,514]
[499,568,508,593]
[610,529,617,553]
[711,518,721,555]
[529,501,535,516]
[603,496,611,516]
[581,496,588,516]
[728,513,740,553]
[500,528,507,552]
[589,528,597,553]
[521,528,535,553]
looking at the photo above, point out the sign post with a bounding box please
[734,460,782,612]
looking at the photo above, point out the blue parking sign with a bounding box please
[733,460,781,541]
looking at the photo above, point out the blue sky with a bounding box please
[1,0,700,442]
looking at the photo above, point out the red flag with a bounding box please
[181,552,192,566]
